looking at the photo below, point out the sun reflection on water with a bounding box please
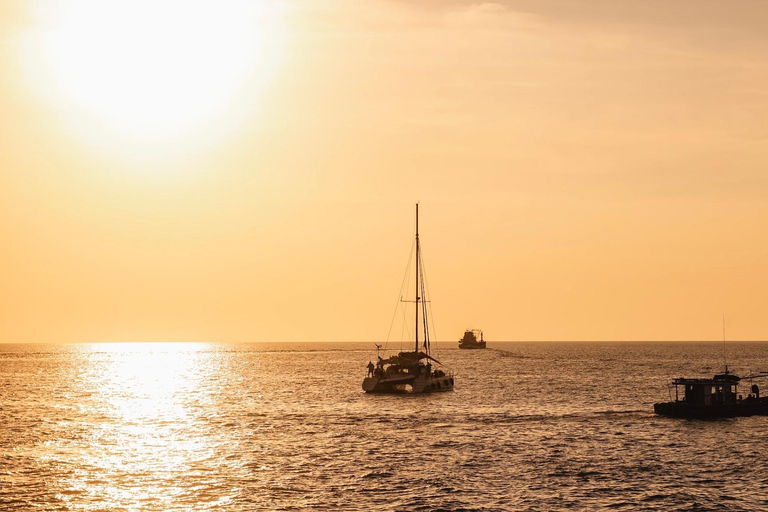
[62,342,225,509]
[93,342,201,422]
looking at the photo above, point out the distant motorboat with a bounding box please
[458,329,486,349]
[362,204,454,394]
[654,367,768,418]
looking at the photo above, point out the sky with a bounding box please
[1,0,768,343]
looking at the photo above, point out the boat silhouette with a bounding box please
[362,204,454,393]
[654,367,768,418]
[458,329,486,349]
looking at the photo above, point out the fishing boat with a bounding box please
[655,318,768,418]
[362,204,454,394]
[654,367,768,418]
[458,329,486,349]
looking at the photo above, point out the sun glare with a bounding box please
[67,343,219,507]
[91,342,204,421]
[28,0,285,140]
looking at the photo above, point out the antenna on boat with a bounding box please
[722,314,727,373]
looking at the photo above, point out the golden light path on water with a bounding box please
[60,343,235,509]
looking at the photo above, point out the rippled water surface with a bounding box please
[3,341,768,510]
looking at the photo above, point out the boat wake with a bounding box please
[485,348,537,359]
[461,409,655,425]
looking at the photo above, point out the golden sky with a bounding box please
[2,0,768,343]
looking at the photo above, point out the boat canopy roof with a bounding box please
[672,374,741,386]
[398,350,443,364]
[380,351,443,366]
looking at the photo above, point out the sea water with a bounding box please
[2,341,768,511]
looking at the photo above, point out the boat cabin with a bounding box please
[458,329,486,349]
[655,368,768,418]
[671,373,740,406]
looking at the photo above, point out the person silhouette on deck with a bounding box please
[367,361,375,377]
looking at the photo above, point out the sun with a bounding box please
[28,0,285,139]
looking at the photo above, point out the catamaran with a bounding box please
[362,204,454,393]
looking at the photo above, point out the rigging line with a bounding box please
[419,241,441,362]
[420,246,449,370]
[400,300,413,347]
[385,238,415,345]
[400,304,410,351]
[401,238,417,352]
[419,242,431,352]
[419,247,429,350]
[398,242,417,352]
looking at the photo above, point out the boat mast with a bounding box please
[415,203,419,354]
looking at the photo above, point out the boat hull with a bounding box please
[458,342,486,349]
[363,374,454,394]
[362,375,414,393]
[654,399,768,418]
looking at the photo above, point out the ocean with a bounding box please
[2,341,768,511]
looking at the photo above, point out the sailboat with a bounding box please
[362,204,455,393]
